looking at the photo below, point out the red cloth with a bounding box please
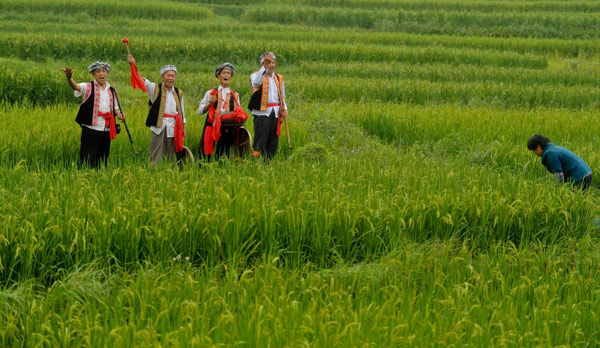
[162,113,184,152]
[129,63,147,92]
[203,126,215,155]
[98,112,117,140]
[203,89,249,155]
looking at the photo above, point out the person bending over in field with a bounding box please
[248,52,288,160]
[62,62,125,169]
[527,134,592,191]
[127,54,187,166]
[197,63,249,161]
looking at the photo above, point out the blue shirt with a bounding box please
[541,143,592,183]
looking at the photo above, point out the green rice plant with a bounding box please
[1,103,598,285]
[0,32,548,70]
[2,240,600,346]
[2,2,600,346]
[3,14,599,58]
[243,5,600,39]
[0,61,73,106]
[290,75,600,109]
[269,0,600,13]
[0,0,213,21]
[294,61,600,87]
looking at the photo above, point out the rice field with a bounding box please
[1,0,600,346]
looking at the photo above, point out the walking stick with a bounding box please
[284,116,293,150]
[122,119,139,155]
[115,93,139,155]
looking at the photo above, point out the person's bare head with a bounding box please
[260,52,277,74]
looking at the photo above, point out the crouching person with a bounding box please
[527,134,593,191]
[198,63,250,161]
[62,62,124,169]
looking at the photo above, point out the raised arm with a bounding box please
[61,67,81,92]
[250,66,267,89]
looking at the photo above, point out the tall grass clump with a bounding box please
[0,0,213,21]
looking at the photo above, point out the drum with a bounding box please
[233,127,252,158]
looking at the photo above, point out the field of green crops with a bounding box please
[2,0,600,346]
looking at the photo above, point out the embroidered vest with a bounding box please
[146,84,183,128]
[248,73,284,112]
[214,89,237,115]
[75,81,116,126]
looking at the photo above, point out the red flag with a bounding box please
[129,62,147,92]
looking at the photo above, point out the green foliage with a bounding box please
[245,5,600,39]
[2,0,600,346]
[0,0,213,20]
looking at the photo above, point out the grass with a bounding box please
[2,0,600,346]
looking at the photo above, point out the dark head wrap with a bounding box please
[88,61,111,74]
[215,63,234,78]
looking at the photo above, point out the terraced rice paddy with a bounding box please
[1,0,600,346]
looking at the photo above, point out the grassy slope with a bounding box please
[1,0,600,346]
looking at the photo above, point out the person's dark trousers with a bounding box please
[253,110,279,160]
[79,126,111,169]
[198,125,236,163]
[574,174,593,192]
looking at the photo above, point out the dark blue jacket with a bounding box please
[542,143,591,183]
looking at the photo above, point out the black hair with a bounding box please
[527,134,550,151]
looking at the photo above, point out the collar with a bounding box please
[542,143,555,155]
[93,80,110,91]
[218,85,230,91]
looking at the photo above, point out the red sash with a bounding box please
[266,103,282,136]
[163,113,183,152]
[98,112,117,140]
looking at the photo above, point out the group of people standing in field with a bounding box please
[62,51,287,168]
[62,51,594,192]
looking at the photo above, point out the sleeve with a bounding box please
[143,78,156,100]
[250,66,266,89]
[73,83,87,98]
[543,153,563,174]
[198,90,211,115]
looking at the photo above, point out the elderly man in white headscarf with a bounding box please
[62,61,125,169]
[197,62,249,161]
[127,54,187,165]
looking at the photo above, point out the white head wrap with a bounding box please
[160,65,178,75]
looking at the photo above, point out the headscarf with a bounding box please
[88,61,111,74]
[215,63,234,78]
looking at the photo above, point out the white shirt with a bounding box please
[198,85,240,115]
[75,80,119,131]
[250,66,287,118]
[143,78,186,138]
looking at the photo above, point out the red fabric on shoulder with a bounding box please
[129,63,147,92]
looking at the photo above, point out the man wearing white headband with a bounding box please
[198,62,249,161]
[62,61,125,168]
[127,54,187,165]
[248,52,288,160]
